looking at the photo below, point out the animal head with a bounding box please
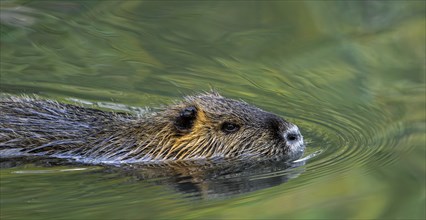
[154,93,305,161]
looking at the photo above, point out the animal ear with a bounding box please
[174,106,197,132]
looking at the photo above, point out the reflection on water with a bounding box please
[112,159,306,199]
[0,0,425,219]
[1,153,309,200]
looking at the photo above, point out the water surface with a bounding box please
[0,1,425,219]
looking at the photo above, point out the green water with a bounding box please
[0,1,425,219]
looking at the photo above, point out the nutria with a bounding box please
[0,92,304,164]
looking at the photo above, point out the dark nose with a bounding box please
[285,131,301,142]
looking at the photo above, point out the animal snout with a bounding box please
[284,126,303,144]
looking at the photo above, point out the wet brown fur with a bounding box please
[0,93,304,164]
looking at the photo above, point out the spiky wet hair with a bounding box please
[0,93,304,164]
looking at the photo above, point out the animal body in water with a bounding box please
[0,93,305,164]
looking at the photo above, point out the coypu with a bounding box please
[0,92,304,164]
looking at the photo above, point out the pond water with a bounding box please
[0,1,425,219]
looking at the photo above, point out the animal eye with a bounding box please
[221,122,240,133]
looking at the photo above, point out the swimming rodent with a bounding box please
[0,92,305,164]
